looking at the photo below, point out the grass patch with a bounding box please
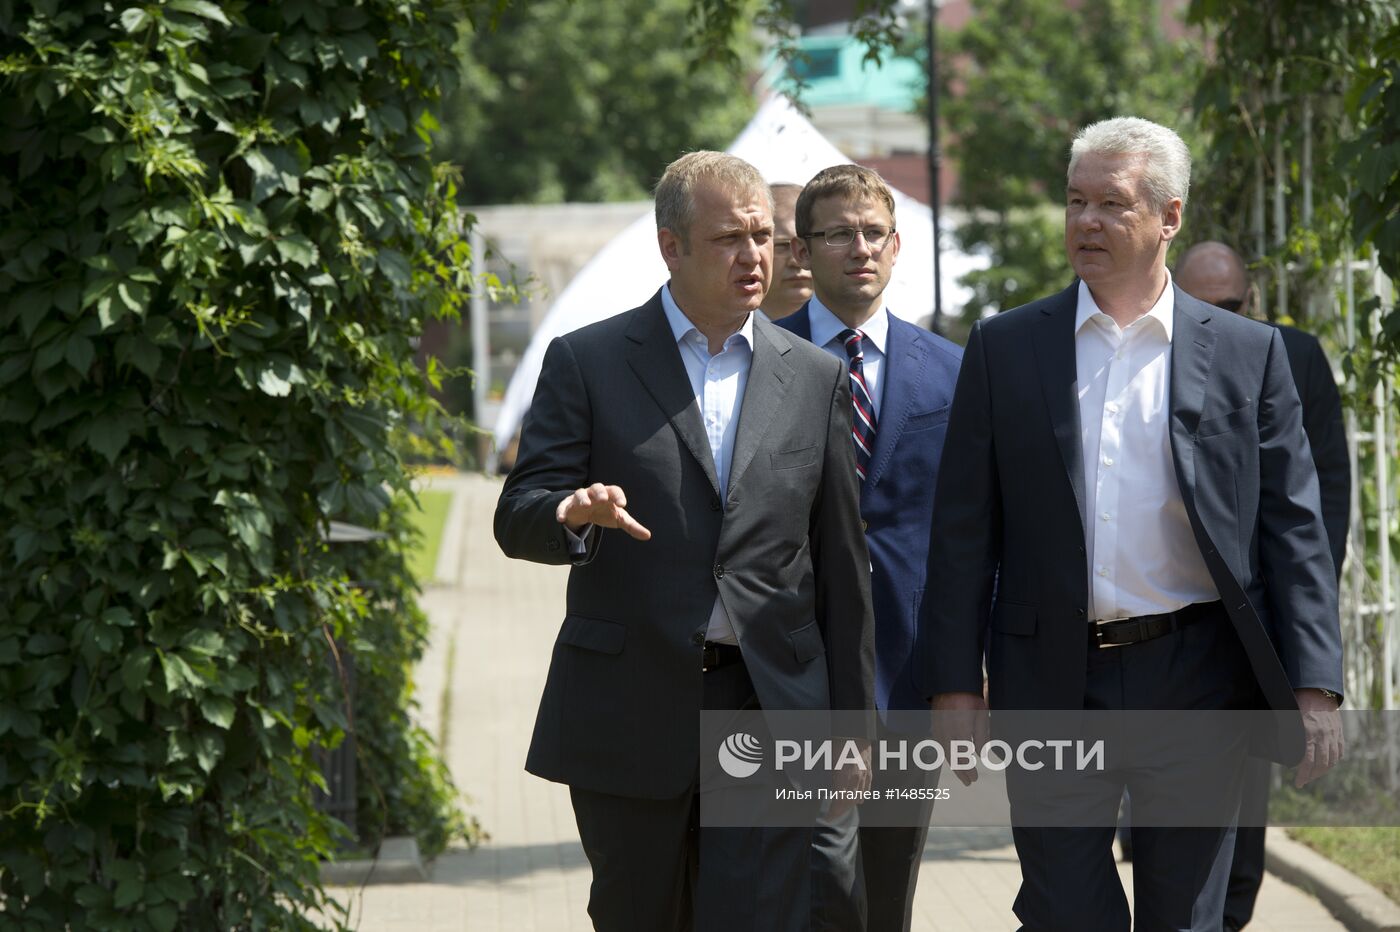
[1287,827,1400,903]
[408,489,454,585]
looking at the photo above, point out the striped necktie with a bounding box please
[838,328,877,481]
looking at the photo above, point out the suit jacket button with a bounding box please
[714,564,725,579]
[710,495,722,511]
[1076,608,1086,617]
[861,519,869,532]
[547,540,559,552]
[692,631,706,646]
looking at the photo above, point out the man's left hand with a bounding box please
[828,738,872,819]
[1293,687,1343,788]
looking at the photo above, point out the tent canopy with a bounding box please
[492,94,985,448]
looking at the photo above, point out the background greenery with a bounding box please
[438,0,757,206]
[0,1,478,927]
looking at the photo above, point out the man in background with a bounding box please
[759,183,814,320]
[777,164,963,931]
[1175,240,1350,931]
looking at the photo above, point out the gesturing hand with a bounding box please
[1293,688,1343,788]
[556,483,652,541]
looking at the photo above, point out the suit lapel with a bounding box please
[727,317,794,498]
[1169,290,1218,504]
[864,317,924,492]
[624,294,722,498]
[1032,284,1087,528]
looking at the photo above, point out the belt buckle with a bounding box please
[1094,622,1132,649]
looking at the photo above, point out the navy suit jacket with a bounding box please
[776,304,963,723]
[923,281,1343,763]
[1275,324,1350,578]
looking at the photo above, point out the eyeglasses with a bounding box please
[803,226,895,248]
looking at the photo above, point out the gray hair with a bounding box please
[654,151,771,250]
[1068,117,1191,211]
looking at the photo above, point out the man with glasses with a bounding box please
[775,164,963,931]
[1175,240,1350,932]
[759,183,814,321]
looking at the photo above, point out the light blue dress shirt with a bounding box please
[806,295,888,419]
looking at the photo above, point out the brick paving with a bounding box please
[329,474,1346,931]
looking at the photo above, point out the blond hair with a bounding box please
[654,151,770,250]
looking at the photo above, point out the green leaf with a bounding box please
[119,7,152,32]
[275,235,317,268]
[194,731,223,772]
[148,903,178,932]
[65,335,95,374]
[199,695,236,729]
[86,415,136,463]
[122,649,153,692]
[167,0,230,26]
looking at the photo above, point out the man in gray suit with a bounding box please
[495,151,876,932]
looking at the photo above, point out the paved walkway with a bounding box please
[330,474,1347,931]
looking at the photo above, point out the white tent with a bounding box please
[492,94,986,449]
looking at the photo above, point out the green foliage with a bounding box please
[1343,17,1400,367]
[438,0,759,205]
[940,0,1201,319]
[0,1,477,927]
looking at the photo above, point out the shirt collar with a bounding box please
[1075,271,1175,343]
[807,294,889,356]
[661,283,754,352]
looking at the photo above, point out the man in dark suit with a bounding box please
[775,164,963,931]
[1175,240,1351,931]
[923,118,1345,931]
[494,151,876,932]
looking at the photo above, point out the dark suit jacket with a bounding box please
[775,305,963,720]
[495,290,876,799]
[922,282,1343,762]
[1275,324,1350,578]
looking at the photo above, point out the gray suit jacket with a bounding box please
[495,290,876,798]
[923,282,1343,763]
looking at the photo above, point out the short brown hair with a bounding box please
[654,151,770,250]
[795,165,896,238]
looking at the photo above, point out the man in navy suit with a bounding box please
[775,164,963,931]
[1175,240,1350,931]
[925,118,1344,931]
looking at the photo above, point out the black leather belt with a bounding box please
[702,642,743,671]
[1090,601,1220,649]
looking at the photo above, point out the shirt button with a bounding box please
[1106,403,1118,414]
[1103,456,1114,466]
[1097,567,1108,577]
[1101,512,1111,521]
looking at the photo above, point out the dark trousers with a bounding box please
[569,659,814,932]
[1009,607,1258,932]
[1223,758,1271,930]
[810,722,937,932]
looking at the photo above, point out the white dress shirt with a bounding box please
[663,284,752,644]
[807,296,888,419]
[1075,275,1217,623]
